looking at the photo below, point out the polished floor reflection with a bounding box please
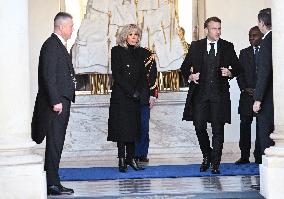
[49,176,262,198]
[49,156,263,198]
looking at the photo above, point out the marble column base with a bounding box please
[260,155,284,199]
[0,163,46,199]
[0,141,46,199]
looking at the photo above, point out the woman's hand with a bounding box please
[189,72,200,84]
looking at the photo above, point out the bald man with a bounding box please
[235,26,263,165]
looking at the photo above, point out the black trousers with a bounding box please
[193,99,224,164]
[257,107,274,157]
[45,97,71,186]
[117,142,135,160]
[239,114,261,160]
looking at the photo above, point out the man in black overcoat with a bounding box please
[181,17,240,174]
[235,26,263,165]
[31,12,76,195]
[253,8,274,164]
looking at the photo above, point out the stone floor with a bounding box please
[48,155,263,199]
[49,176,262,199]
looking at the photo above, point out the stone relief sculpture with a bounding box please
[72,0,184,74]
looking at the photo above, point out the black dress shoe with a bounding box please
[235,158,250,165]
[255,159,262,164]
[47,185,62,195]
[59,184,74,194]
[139,156,149,162]
[118,158,128,172]
[211,164,220,174]
[126,158,145,171]
[200,156,211,172]
[47,185,74,195]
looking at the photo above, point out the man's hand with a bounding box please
[53,103,63,114]
[189,72,200,84]
[244,88,254,96]
[253,101,261,113]
[221,67,232,77]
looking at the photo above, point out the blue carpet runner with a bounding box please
[59,163,259,181]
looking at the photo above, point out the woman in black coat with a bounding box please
[108,24,147,172]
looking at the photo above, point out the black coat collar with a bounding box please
[51,33,72,68]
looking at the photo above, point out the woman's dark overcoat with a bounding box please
[107,45,147,142]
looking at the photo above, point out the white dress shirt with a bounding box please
[262,30,271,40]
[253,46,260,54]
[206,39,218,56]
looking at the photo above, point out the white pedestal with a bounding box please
[0,154,46,199]
[260,155,284,199]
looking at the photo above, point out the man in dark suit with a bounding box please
[235,26,263,165]
[31,12,76,195]
[253,8,274,164]
[181,17,240,174]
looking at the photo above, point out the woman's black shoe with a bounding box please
[139,156,149,162]
[211,163,220,174]
[118,158,127,172]
[200,156,211,172]
[126,158,145,171]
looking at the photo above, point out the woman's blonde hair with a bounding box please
[116,24,142,48]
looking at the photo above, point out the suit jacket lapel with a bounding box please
[52,33,66,50]
[52,33,70,58]
[248,46,254,68]
[216,39,224,68]
[51,34,74,76]
[195,39,207,73]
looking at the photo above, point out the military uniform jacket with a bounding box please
[139,48,158,105]
[31,33,76,144]
[108,45,147,142]
[180,38,240,123]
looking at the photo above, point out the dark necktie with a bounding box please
[209,42,215,57]
[254,46,259,55]
[254,46,259,73]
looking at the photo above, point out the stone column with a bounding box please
[0,1,46,198]
[260,1,284,198]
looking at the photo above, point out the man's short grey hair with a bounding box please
[54,12,73,28]
[116,24,142,48]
